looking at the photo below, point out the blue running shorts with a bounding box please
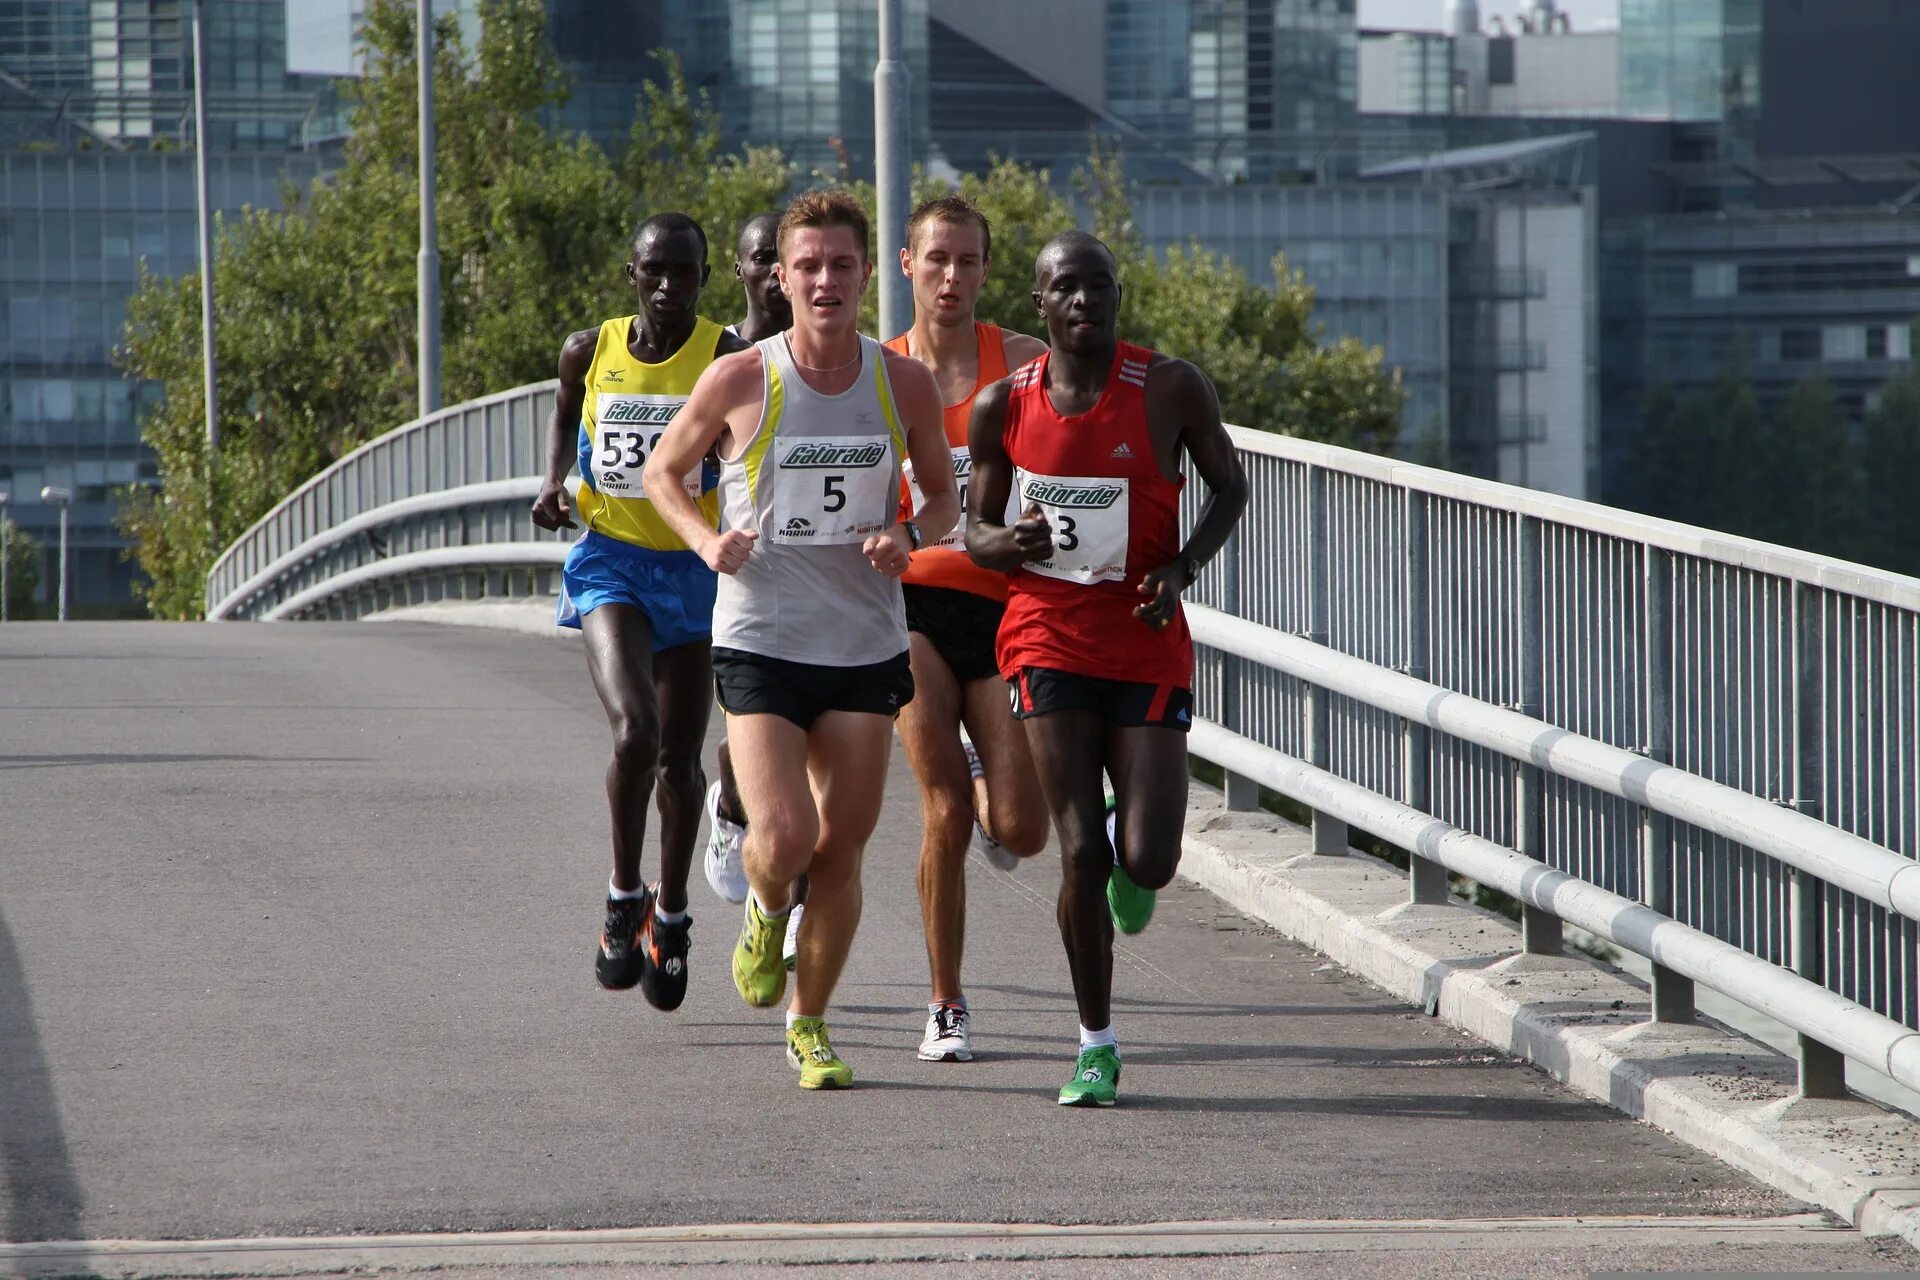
[556,530,717,652]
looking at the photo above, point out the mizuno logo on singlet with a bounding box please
[1025,480,1124,509]
[602,370,624,383]
[783,442,886,468]
[600,401,680,425]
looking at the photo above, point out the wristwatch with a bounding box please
[902,520,924,551]
[1180,556,1201,587]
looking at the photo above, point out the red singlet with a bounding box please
[995,341,1192,688]
[886,321,1015,602]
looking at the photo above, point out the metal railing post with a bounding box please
[1219,530,1260,812]
[1642,547,1693,1021]
[1516,515,1559,953]
[1405,490,1446,902]
[1792,584,1847,1098]
[1306,466,1348,855]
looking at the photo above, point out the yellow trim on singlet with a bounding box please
[873,348,910,463]
[741,350,784,505]
[576,315,722,550]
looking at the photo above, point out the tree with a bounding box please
[3,521,41,620]
[1861,370,1920,576]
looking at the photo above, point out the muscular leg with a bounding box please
[580,604,661,893]
[649,641,713,913]
[1106,724,1190,892]
[960,675,1049,858]
[898,632,974,1004]
[722,711,816,913]
[791,710,895,1017]
[1021,708,1116,1030]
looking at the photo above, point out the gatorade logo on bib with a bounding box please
[591,394,699,498]
[1017,467,1131,584]
[773,433,894,545]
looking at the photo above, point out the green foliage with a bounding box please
[1861,370,1920,577]
[120,5,1398,618]
[3,520,41,620]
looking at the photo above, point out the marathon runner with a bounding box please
[530,213,749,1010]
[646,189,957,1090]
[966,230,1249,1105]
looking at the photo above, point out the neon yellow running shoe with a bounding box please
[786,1016,854,1089]
[732,896,788,1008]
[1057,1044,1121,1106]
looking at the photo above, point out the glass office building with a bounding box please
[1618,0,1761,147]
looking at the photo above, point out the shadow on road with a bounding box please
[0,753,360,771]
[0,904,84,1243]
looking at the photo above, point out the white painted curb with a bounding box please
[1176,788,1920,1251]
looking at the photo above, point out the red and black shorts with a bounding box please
[1007,665,1192,732]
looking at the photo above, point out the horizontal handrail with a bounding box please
[1187,603,1920,924]
[261,543,568,622]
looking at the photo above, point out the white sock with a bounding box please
[608,878,647,901]
[654,903,687,925]
[787,1009,820,1029]
[929,996,968,1015]
[754,888,790,919]
[1079,1023,1117,1052]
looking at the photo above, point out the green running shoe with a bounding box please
[1057,1044,1121,1106]
[1107,859,1156,935]
[786,1016,854,1089]
[732,895,788,1008]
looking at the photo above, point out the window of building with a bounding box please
[1867,326,1888,360]
[1691,261,1736,298]
[1780,327,1820,361]
[1823,325,1866,361]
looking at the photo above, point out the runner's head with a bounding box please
[777,189,872,337]
[734,212,790,330]
[628,212,711,330]
[1032,231,1120,355]
[900,195,990,332]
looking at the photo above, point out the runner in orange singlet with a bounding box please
[884,196,1050,1064]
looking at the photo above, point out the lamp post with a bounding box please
[874,0,911,340]
[40,485,70,622]
[417,0,441,416]
[0,488,10,623]
[192,0,218,459]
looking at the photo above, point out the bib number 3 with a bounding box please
[1016,468,1130,584]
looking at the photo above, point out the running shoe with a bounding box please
[787,1015,854,1089]
[1105,795,1156,934]
[971,818,1019,871]
[1057,1044,1121,1106]
[703,780,749,903]
[637,893,691,1012]
[918,1003,974,1062]
[962,735,985,781]
[595,890,651,991]
[782,900,805,971]
[732,894,788,1008]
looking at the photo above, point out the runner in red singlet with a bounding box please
[966,231,1248,1106]
[884,196,1049,1064]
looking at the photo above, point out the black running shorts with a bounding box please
[713,647,915,730]
[1008,665,1193,732]
[902,584,1005,686]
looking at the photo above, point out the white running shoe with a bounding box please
[703,780,748,903]
[782,901,804,971]
[918,1004,974,1062]
[971,818,1019,871]
[961,736,985,781]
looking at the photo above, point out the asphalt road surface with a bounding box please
[2,622,1911,1276]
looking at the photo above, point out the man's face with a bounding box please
[627,227,708,325]
[735,222,789,321]
[1033,244,1120,354]
[778,225,871,335]
[901,218,986,329]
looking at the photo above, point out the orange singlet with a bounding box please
[886,321,1018,602]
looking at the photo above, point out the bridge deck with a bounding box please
[0,622,1860,1253]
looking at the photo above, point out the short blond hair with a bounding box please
[778,188,871,263]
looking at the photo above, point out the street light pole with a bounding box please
[0,489,10,623]
[417,0,442,416]
[40,486,70,622]
[874,0,911,340]
[191,0,218,458]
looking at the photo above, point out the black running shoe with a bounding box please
[638,894,691,1012]
[595,890,652,991]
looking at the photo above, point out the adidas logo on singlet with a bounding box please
[1011,363,1043,390]
[1118,357,1149,389]
[1110,442,1132,459]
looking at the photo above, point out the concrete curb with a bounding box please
[1176,787,1920,1250]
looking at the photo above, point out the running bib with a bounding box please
[772,434,895,545]
[589,394,700,499]
[904,447,1014,551]
[1015,468,1130,584]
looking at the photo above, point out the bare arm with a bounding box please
[1001,331,1048,369]
[1134,358,1249,627]
[964,378,1054,571]
[530,329,598,531]
[864,352,958,575]
[643,349,763,573]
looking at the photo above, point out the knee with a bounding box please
[655,740,703,793]
[1060,831,1113,891]
[995,807,1049,859]
[806,845,862,895]
[609,713,661,772]
[1126,849,1180,891]
[748,805,818,880]
[921,787,974,861]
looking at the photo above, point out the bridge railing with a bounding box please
[1182,427,1920,1101]
[208,383,1920,1101]
[204,381,562,621]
